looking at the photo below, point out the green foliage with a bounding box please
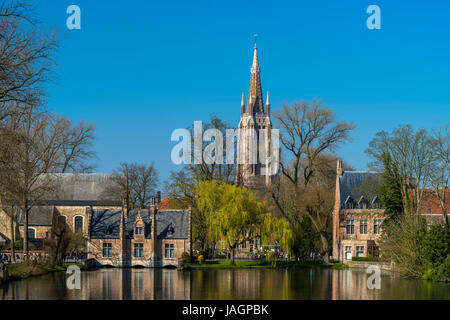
[291,217,320,259]
[379,213,427,278]
[182,252,191,263]
[196,180,293,261]
[8,261,54,280]
[421,224,450,282]
[377,152,403,221]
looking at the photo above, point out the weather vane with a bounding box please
[253,33,258,47]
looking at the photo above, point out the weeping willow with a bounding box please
[196,180,294,263]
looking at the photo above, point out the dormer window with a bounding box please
[135,226,143,235]
[344,196,354,209]
[372,196,382,209]
[167,224,175,237]
[358,196,368,209]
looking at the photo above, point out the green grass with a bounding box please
[4,261,86,282]
[185,259,348,270]
[7,262,56,281]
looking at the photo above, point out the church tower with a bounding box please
[236,43,273,187]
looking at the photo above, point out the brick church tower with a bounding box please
[236,43,273,187]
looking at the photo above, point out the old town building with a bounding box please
[0,174,190,267]
[332,160,449,262]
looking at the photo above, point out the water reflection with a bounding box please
[0,267,448,300]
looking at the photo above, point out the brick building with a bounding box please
[0,174,191,267]
[332,160,449,262]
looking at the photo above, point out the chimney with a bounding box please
[157,191,161,204]
[337,159,343,177]
[150,201,157,265]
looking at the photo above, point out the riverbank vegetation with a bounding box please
[1,260,86,284]
[185,259,348,270]
[368,125,450,282]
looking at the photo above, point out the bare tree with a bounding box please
[0,109,96,257]
[269,100,355,263]
[60,120,97,173]
[0,1,58,106]
[429,125,450,228]
[105,162,160,209]
[366,125,434,215]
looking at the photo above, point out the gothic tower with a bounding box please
[236,44,273,188]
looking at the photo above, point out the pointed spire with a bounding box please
[241,92,245,115]
[248,43,264,114]
[251,44,260,73]
[248,94,253,114]
[266,91,270,116]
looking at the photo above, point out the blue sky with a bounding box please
[36,0,450,186]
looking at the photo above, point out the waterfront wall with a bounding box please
[347,260,396,272]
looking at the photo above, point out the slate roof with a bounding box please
[33,200,122,207]
[89,209,122,239]
[89,209,189,239]
[0,231,9,243]
[125,209,152,239]
[339,171,383,209]
[156,211,189,239]
[18,206,54,226]
[49,173,120,201]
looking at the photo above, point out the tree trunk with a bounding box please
[23,203,28,261]
[10,213,15,262]
[319,232,330,264]
[231,246,235,265]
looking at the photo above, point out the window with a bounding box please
[74,216,83,233]
[360,220,368,234]
[242,241,246,249]
[134,243,144,258]
[368,246,379,258]
[103,243,112,258]
[135,226,143,235]
[356,246,364,257]
[165,243,174,258]
[374,219,381,234]
[27,228,36,239]
[346,220,354,234]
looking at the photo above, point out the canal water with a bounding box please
[0,267,448,300]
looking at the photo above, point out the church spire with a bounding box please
[241,92,245,115]
[248,43,264,114]
[266,91,270,116]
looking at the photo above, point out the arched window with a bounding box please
[74,216,83,233]
[27,228,36,239]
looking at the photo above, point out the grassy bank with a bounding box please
[1,261,86,283]
[185,259,348,270]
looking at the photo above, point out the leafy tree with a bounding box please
[421,224,450,281]
[378,213,427,278]
[196,180,293,264]
[377,152,403,222]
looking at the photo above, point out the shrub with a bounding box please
[421,224,450,282]
[182,252,191,263]
[198,255,204,264]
